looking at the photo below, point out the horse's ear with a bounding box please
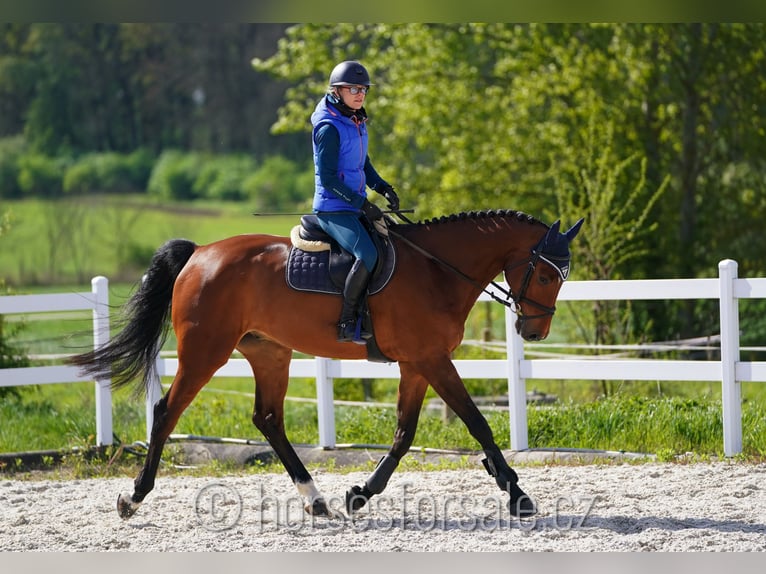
[547,219,561,239]
[565,218,585,243]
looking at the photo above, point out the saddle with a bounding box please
[286,214,396,363]
[287,215,396,295]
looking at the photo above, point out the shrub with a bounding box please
[0,136,27,199]
[17,153,67,198]
[242,156,313,212]
[192,154,257,201]
[63,148,154,195]
[147,150,207,200]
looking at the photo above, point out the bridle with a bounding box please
[500,248,566,323]
[385,224,567,324]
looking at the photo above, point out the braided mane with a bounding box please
[411,209,544,227]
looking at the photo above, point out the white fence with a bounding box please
[0,277,113,446]
[2,260,766,456]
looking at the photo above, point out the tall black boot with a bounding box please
[338,259,372,344]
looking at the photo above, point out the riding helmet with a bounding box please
[329,61,373,86]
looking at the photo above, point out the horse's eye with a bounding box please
[538,274,552,286]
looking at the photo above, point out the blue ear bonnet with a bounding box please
[534,219,584,281]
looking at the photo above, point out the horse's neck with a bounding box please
[405,216,543,286]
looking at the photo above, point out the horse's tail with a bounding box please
[68,238,197,397]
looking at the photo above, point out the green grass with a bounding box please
[0,195,296,286]
[4,379,766,463]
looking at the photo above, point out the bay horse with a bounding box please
[69,209,583,521]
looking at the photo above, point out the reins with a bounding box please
[385,226,516,309]
[384,213,560,320]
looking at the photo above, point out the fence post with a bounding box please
[718,259,742,456]
[505,305,528,451]
[315,357,336,448]
[92,276,112,446]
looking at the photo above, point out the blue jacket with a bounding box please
[311,96,384,212]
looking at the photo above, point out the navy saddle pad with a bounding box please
[286,217,396,295]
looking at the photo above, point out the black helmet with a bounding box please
[329,61,373,86]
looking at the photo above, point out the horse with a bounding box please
[69,209,583,521]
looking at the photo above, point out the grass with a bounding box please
[0,195,297,286]
[4,374,766,460]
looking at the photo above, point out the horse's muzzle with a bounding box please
[516,317,550,342]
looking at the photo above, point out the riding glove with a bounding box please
[361,199,384,221]
[378,184,400,211]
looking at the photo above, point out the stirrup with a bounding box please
[338,319,370,344]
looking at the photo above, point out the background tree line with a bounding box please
[1,23,765,348]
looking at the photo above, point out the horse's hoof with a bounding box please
[117,493,140,519]
[508,493,537,518]
[304,497,342,519]
[345,485,369,514]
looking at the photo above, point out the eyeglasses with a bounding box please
[343,86,369,95]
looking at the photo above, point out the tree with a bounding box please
[0,24,303,158]
[254,23,766,343]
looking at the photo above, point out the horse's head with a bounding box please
[503,218,584,341]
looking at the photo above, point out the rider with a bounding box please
[311,60,399,344]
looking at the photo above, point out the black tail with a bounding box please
[68,239,197,397]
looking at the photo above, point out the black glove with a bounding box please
[378,184,399,211]
[361,199,384,221]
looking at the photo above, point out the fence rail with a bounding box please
[2,260,766,456]
[0,277,112,446]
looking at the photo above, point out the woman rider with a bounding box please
[311,60,399,343]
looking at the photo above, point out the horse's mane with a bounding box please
[404,209,544,228]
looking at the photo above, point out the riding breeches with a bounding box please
[315,212,378,273]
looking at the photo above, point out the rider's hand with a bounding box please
[361,199,384,221]
[378,184,399,211]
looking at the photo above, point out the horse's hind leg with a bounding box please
[117,334,236,519]
[238,335,338,518]
[345,361,430,514]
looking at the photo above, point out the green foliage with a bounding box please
[16,153,67,197]
[192,154,257,201]
[147,151,306,205]
[0,136,27,198]
[63,149,154,195]
[147,150,206,200]
[242,155,313,212]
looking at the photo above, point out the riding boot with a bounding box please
[338,259,372,344]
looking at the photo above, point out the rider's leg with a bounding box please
[316,213,378,343]
[338,258,372,343]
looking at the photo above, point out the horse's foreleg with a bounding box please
[421,356,537,518]
[346,362,429,514]
[241,337,338,518]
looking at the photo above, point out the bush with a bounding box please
[0,136,27,199]
[242,156,313,212]
[63,149,154,195]
[192,154,257,201]
[17,153,67,198]
[147,150,207,200]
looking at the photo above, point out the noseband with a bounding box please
[501,250,559,323]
